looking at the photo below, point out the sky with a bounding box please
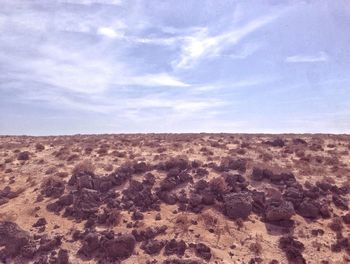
[0,0,350,135]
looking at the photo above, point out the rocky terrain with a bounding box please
[0,134,349,264]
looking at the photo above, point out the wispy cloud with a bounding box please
[172,13,283,69]
[193,76,276,92]
[128,73,189,87]
[97,27,123,39]
[285,52,329,63]
[60,0,122,6]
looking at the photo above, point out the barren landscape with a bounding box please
[0,134,349,264]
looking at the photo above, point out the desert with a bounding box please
[0,134,349,264]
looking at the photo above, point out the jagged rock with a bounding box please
[41,178,65,198]
[224,193,252,220]
[279,236,305,264]
[191,243,211,261]
[0,221,36,258]
[164,239,187,257]
[33,218,47,227]
[265,200,295,222]
[102,234,136,259]
[57,249,69,264]
[141,239,165,255]
[297,199,320,219]
[332,195,348,210]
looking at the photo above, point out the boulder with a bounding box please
[224,193,252,220]
[265,200,295,222]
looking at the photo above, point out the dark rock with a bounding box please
[41,178,65,198]
[218,157,246,172]
[249,257,263,264]
[46,201,63,213]
[33,218,47,227]
[311,229,324,236]
[342,213,350,224]
[97,209,120,226]
[332,195,348,210]
[131,226,167,242]
[224,193,252,220]
[164,157,190,171]
[0,197,9,206]
[331,237,349,253]
[316,181,332,192]
[78,232,100,258]
[155,213,161,221]
[57,194,74,206]
[163,259,199,264]
[77,174,94,190]
[123,180,160,211]
[164,239,187,257]
[292,138,307,145]
[134,162,149,173]
[38,236,61,252]
[201,190,215,206]
[265,138,285,147]
[21,243,37,259]
[319,201,331,218]
[283,187,304,208]
[194,180,209,192]
[141,239,165,255]
[157,191,177,205]
[297,199,320,219]
[188,193,204,213]
[265,200,295,222]
[225,173,248,192]
[132,211,144,221]
[143,173,156,186]
[195,168,208,178]
[0,221,36,258]
[329,217,343,232]
[303,186,320,199]
[279,236,305,264]
[251,168,264,181]
[102,234,136,260]
[57,249,69,264]
[73,188,101,219]
[17,151,30,160]
[191,243,211,261]
[0,186,18,199]
[251,190,266,215]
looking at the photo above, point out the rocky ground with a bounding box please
[0,134,349,264]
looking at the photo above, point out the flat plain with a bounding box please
[0,134,349,264]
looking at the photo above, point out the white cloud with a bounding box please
[60,0,122,5]
[173,13,283,69]
[97,27,122,38]
[172,101,224,112]
[194,76,276,92]
[134,36,180,46]
[129,73,190,87]
[125,97,223,111]
[285,52,329,63]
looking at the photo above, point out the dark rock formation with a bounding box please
[224,193,252,220]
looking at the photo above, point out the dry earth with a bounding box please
[0,134,350,264]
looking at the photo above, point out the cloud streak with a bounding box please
[285,52,329,63]
[173,13,284,69]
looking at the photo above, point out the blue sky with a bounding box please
[1,0,350,135]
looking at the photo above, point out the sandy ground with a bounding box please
[0,134,349,264]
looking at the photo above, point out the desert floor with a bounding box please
[0,134,349,264]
